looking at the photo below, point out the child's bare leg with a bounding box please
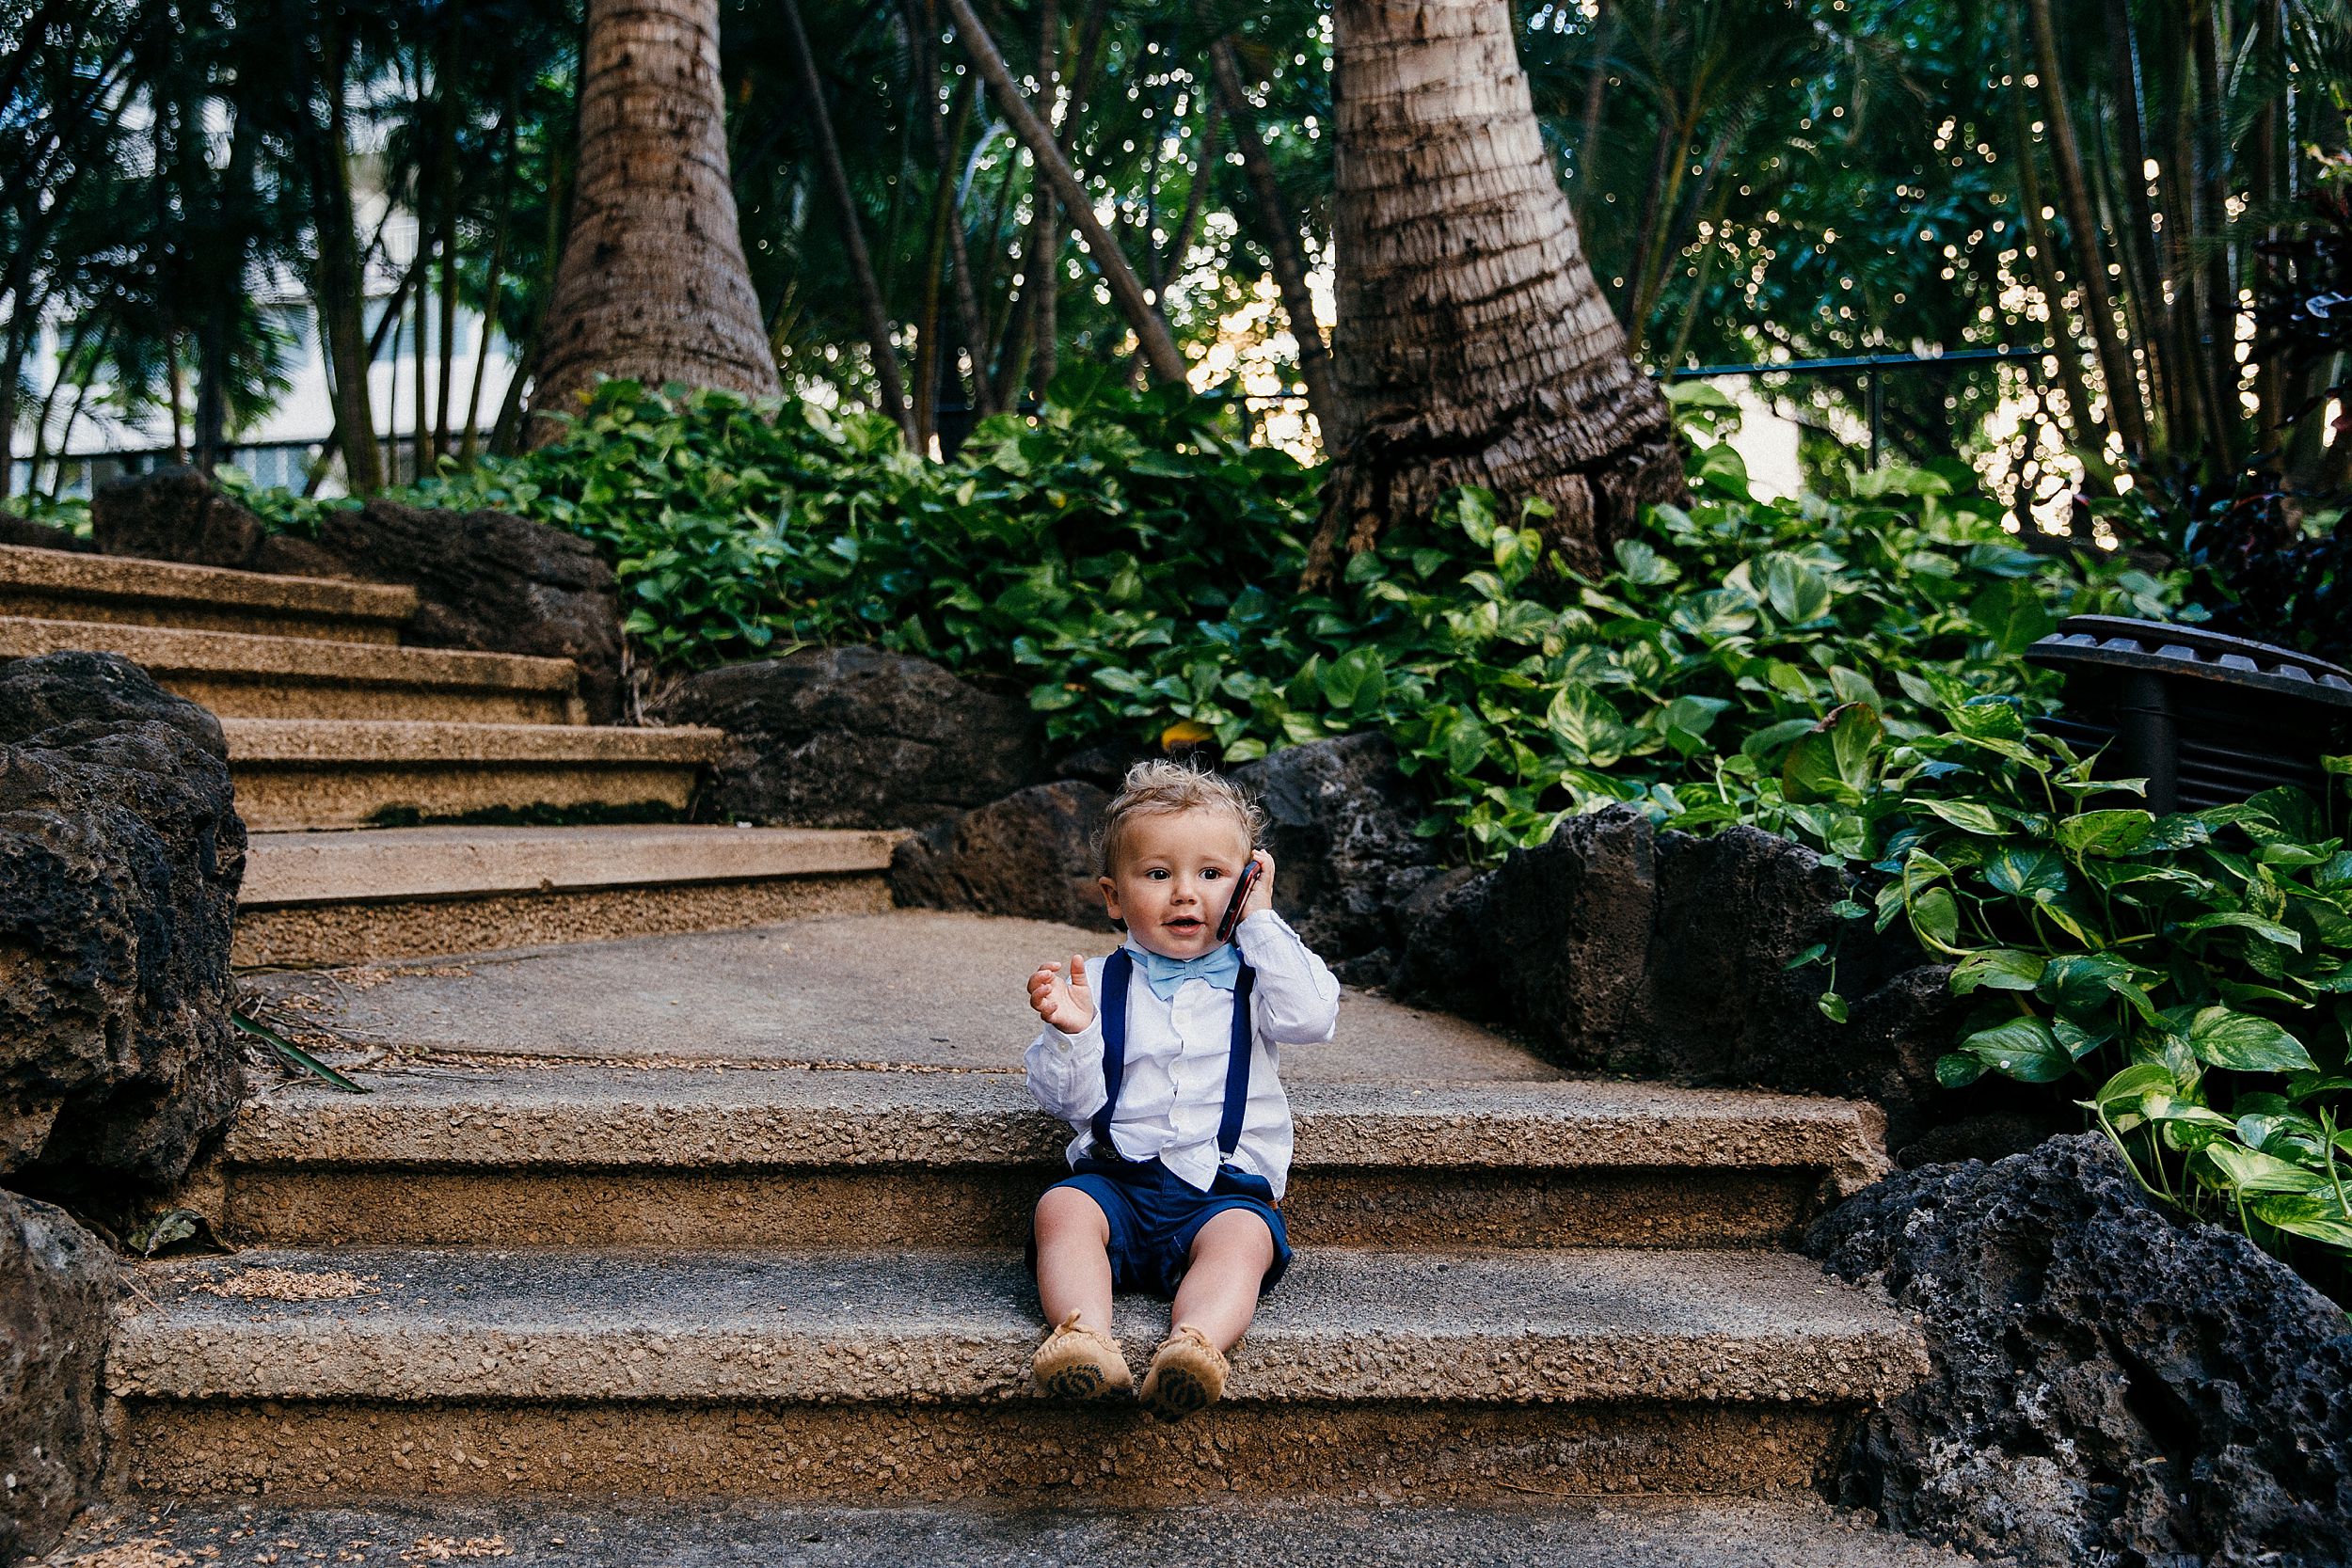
[1033,1186,1115,1333]
[1169,1208,1277,1352]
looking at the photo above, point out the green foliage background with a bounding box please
[327,375,2169,852]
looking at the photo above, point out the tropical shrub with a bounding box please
[1768,694,2352,1290]
[319,375,2166,860]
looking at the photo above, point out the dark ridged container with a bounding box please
[2025,615,2352,813]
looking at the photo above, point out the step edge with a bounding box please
[0,615,580,691]
[218,1078,1886,1175]
[238,828,901,905]
[0,543,417,618]
[108,1308,1927,1407]
[218,718,726,764]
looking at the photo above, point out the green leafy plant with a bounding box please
[228,374,2170,865]
[1756,693,2352,1284]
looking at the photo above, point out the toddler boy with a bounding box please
[1024,760,1340,1420]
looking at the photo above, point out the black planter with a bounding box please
[2026,615,2352,813]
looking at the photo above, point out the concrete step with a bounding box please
[234,826,900,966]
[233,914,1568,1081]
[104,1244,1927,1503]
[218,719,725,831]
[0,542,414,643]
[0,614,583,723]
[201,1067,1888,1252]
[51,1495,1979,1566]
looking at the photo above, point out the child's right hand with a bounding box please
[1029,955,1097,1035]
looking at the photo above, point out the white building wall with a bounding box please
[13,208,524,499]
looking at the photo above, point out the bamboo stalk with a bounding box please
[780,0,914,441]
[943,0,1186,383]
[2003,9,2107,463]
[1206,32,1344,446]
[2191,0,2239,470]
[1576,0,1613,215]
[462,119,518,466]
[1152,102,1220,295]
[2026,0,2151,457]
[2103,0,2177,447]
[995,0,1063,407]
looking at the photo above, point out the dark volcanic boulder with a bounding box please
[0,1191,115,1562]
[300,499,627,721]
[0,515,92,553]
[890,781,1114,929]
[1391,805,2042,1161]
[1231,733,1445,979]
[91,470,628,722]
[0,652,246,1184]
[90,465,268,567]
[654,647,1044,830]
[1809,1135,2352,1568]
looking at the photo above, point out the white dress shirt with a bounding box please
[1025,909,1340,1198]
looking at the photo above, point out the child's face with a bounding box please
[1100,808,1254,960]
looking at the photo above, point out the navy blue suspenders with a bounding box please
[1089,947,1257,1162]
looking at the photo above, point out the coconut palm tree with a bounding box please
[1310,0,1682,582]
[528,0,778,443]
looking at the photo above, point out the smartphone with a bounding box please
[1216,854,1263,943]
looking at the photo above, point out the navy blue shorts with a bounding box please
[1030,1153,1293,1299]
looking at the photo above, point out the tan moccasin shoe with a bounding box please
[1031,1310,1134,1401]
[1138,1323,1230,1421]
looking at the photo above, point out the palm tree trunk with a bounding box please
[2026,0,2150,459]
[779,0,913,441]
[1207,34,1345,449]
[1311,0,1681,584]
[530,0,780,444]
[943,0,1185,384]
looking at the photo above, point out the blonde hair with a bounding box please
[1096,758,1264,877]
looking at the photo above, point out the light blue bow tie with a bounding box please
[1134,942,1243,1000]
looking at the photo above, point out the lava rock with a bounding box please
[0,515,92,553]
[300,499,626,722]
[0,1190,115,1562]
[1390,805,2034,1160]
[654,647,1044,830]
[90,469,628,722]
[1231,734,1445,978]
[0,652,246,1184]
[89,465,269,566]
[1053,742,1158,793]
[1809,1134,2352,1567]
[890,781,1114,930]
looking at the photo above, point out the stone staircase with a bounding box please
[18,541,1963,1566]
[0,541,895,966]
